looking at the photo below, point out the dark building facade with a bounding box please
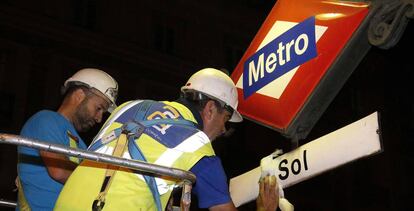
[0,1,413,210]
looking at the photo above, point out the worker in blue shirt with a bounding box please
[16,68,118,211]
[55,68,279,211]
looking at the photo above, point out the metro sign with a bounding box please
[242,16,319,99]
[231,0,370,136]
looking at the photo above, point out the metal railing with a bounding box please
[0,199,16,208]
[0,133,196,210]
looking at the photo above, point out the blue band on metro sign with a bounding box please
[243,17,317,99]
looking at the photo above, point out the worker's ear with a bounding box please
[72,88,87,104]
[201,100,216,121]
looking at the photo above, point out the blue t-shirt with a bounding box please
[17,110,87,211]
[191,156,232,208]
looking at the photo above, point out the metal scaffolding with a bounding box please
[0,133,196,210]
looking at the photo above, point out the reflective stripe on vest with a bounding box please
[155,131,210,167]
[91,125,210,196]
[88,100,207,209]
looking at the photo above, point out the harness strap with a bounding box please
[128,136,163,211]
[89,100,197,211]
[92,132,128,211]
[89,118,195,151]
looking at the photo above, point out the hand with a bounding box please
[256,175,279,211]
[14,176,19,192]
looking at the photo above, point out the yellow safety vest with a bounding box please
[54,100,215,211]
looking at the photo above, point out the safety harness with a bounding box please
[89,100,196,211]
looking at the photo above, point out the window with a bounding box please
[153,23,176,55]
[73,0,97,29]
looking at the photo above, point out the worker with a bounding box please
[16,68,118,211]
[54,68,279,211]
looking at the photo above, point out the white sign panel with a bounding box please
[229,112,382,207]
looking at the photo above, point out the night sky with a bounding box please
[0,1,413,210]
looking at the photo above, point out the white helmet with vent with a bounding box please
[64,68,118,113]
[181,68,242,122]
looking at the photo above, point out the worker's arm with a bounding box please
[208,202,238,211]
[191,157,238,210]
[40,151,77,184]
[256,175,279,211]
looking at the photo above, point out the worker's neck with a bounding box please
[57,102,76,124]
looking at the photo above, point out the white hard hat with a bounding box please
[64,68,118,113]
[181,68,242,122]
